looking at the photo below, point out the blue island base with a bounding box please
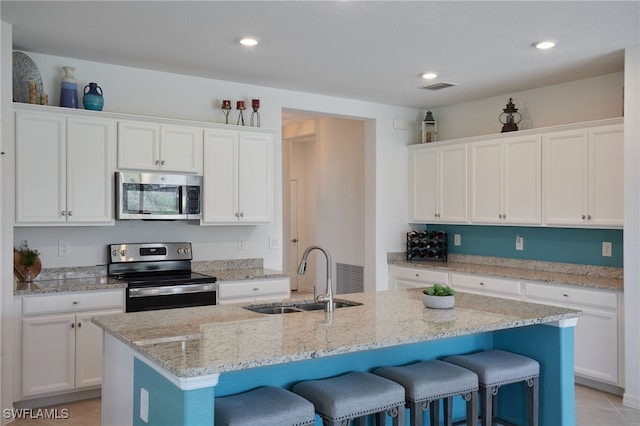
[129,323,575,426]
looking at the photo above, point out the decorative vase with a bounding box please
[83,82,104,111]
[422,294,455,309]
[59,66,78,108]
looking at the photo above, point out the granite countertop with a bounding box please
[388,253,623,292]
[14,258,287,296]
[92,289,580,378]
[14,276,127,295]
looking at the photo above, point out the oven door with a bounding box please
[126,283,216,312]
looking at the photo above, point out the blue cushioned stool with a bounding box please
[444,349,540,426]
[375,360,478,426]
[293,371,405,426]
[214,386,315,426]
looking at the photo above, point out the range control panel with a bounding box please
[109,242,193,263]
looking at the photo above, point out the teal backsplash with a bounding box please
[421,225,623,267]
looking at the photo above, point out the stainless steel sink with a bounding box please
[244,299,362,314]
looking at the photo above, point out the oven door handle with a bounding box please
[128,283,216,298]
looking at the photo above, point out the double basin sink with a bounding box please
[244,299,362,314]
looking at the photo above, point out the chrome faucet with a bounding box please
[297,245,334,312]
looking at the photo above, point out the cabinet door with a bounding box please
[202,129,239,223]
[117,121,160,170]
[573,306,619,384]
[408,147,438,223]
[503,135,541,224]
[589,124,623,227]
[439,143,469,223]
[21,314,75,397]
[160,125,203,174]
[238,133,273,223]
[15,112,67,224]
[470,139,503,223]
[75,309,122,389]
[66,117,116,224]
[543,130,589,226]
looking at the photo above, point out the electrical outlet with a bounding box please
[454,234,461,246]
[237,237,245,251]
[602,241,612,257]
[58,240,70,257]
[269,236,281,250]
[515,235,524,251]
[140,387,149,423]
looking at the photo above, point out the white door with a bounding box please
[21,314,75,397]
[288,179,300,290]
[66,116,116,224]
[160,125,203,174]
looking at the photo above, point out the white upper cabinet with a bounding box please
[543,124,623,228]
[409,142,469,224]
[117,121,203,174]
[15,109,116,225]
[470,135,541,225]
[202,129,273,224]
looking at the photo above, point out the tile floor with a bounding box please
[7,385,640,425]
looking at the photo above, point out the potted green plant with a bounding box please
[17,240,40,282]
[422,284,456,309]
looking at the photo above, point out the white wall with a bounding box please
[430,72,624,141]
[623,46,640,409]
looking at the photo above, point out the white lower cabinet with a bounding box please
[16,290,124,400]
[524,282,621,386]
[217,278,290,304]
[389,265,448,290]
[450,273,522,300]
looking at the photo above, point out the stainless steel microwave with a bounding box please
[116,171,202,220]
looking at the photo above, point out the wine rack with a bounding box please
[406,231,447,262]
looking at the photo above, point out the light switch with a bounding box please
[515,235,524,251]
[602,242,612,257]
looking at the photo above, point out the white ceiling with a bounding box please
[2,1,639,113]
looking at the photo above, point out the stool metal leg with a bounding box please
[463,391,478,426]
[527,377,539,426]
[428,400,440,426]
[409,401,424,426]
[391,403,405,426]
[442,396,453,426]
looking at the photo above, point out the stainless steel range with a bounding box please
[108,242,217,312]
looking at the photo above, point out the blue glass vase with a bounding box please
[59,66,78,108]
[83,82,104,111]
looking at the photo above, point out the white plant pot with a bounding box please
[422,294,455,309]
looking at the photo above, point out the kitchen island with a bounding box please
[93,289,580,426]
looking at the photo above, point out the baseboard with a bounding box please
[575,375,624,396]
[13,388,101,409]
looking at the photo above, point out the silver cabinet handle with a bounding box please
[61,211,66,216]
[161,160,166,165]
[68,211,72,216]
[155,160,160,165]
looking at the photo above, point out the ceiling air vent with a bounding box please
[421,82,458,91]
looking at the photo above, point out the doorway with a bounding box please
[282,113,365,294]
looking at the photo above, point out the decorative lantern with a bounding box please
[499,98,522,133]
[421,111,437,143]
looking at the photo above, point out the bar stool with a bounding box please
[374,360,478,426]
[293,371,405,426]
[214,386,315,426]
[444,349,540,426]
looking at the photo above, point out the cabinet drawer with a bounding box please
[525,282,618,309]
[218,278,290,300]
[22,290,124,316]
[391,267,448,284]
[451,273,521,297]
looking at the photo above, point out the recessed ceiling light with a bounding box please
[534,40,556,50]
[422,72,438,80]
[239,37,259,47]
